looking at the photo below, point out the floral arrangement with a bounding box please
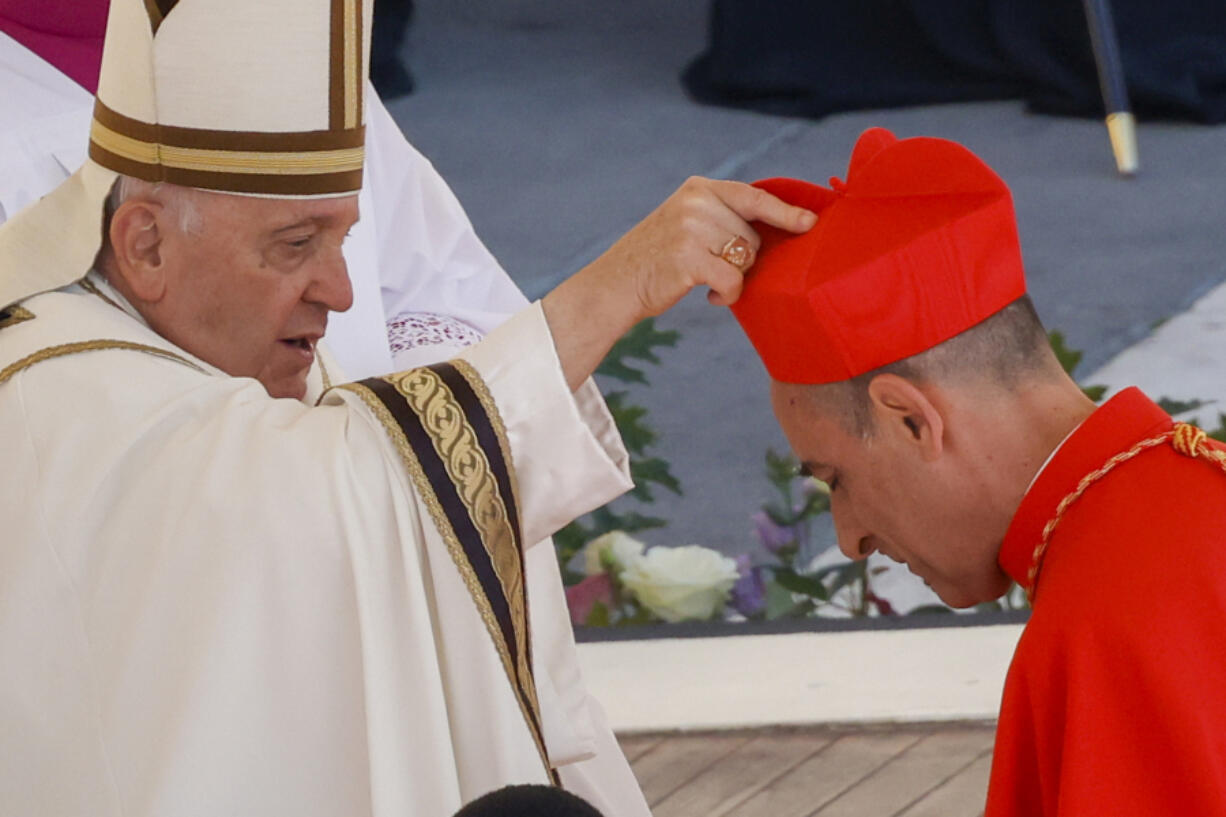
[564,449,935,627]
[566,531,739,626]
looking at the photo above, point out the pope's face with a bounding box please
[152,191,358,400]
[770,380,1013,608]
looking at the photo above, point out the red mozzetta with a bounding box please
[990,387,1226,815]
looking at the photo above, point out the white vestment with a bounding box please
[0,277,647,817]
[1,32,650,816]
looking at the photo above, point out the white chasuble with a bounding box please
[0,286,639,817]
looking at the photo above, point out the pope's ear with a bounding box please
[107,198,168,303]
[866,373,944,461]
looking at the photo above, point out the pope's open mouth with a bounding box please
[279,337,317,364]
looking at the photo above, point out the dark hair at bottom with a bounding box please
[452,784,606,817]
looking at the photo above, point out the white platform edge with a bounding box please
[577,624,1022,732]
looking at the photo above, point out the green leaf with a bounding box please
[560,565,588,587]
[765,448,800,487]
[1082,384,1107,403]
[773,568,830,601]
[764,580,803,619]
[617,604,657,627]
[629,456,683,502]
[1157,397,1209,415]
[821,562,862,598]
[1049,330,1106,402]
[604,392,656,454]
[589,506,668,534]
[1210,414,1226,444]
[596,318,679,385]
[553,522,589,570]
[764,503,800,527]
[974,601,1002,613]
[585,601,612,627]
[796,488,831,518]
[596,358,649,384]
[1048,331,1082,377]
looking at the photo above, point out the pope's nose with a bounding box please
[308,255,354,314]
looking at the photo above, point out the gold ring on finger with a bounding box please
[718,235,755,270]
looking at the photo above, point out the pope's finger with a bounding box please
[705,211,761,267]
[708,179,816,235]
[702,256,747,307]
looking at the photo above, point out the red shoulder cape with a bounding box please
[989,388,1226,815]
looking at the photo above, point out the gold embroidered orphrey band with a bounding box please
[339,361,556,782]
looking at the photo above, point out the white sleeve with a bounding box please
[526,541,652,817]
[455,301,631,545]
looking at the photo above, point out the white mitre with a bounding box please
[0,0,373,311]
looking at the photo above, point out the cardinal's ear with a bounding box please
[866,373,944,462]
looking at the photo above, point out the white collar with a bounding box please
[1024,420,1085,494]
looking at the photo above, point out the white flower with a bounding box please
[619,545,740,623]
[582,531,646,576]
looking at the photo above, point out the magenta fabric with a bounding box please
[0,0,109,92]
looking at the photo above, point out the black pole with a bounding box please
[1082,0,1138,174]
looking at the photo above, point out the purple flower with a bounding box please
[752,510,800,554]
[730,555,767,618]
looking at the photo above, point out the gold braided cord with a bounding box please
[0,305,35,330]
[0,340,205,387]
[1027,422,1226,603]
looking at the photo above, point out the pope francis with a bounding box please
[0,1,816,815]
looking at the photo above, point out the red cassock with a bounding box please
[989,387,1226,815]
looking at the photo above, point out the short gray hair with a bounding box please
[808,295,1054,436]
[103,176,203,237]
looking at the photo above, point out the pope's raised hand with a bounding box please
[543,176,816,390]
[601,176,815,313]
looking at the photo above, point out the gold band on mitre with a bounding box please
[88,101,366,196]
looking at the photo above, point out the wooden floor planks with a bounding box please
[621,723,994,817]
[651,730,834,817]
